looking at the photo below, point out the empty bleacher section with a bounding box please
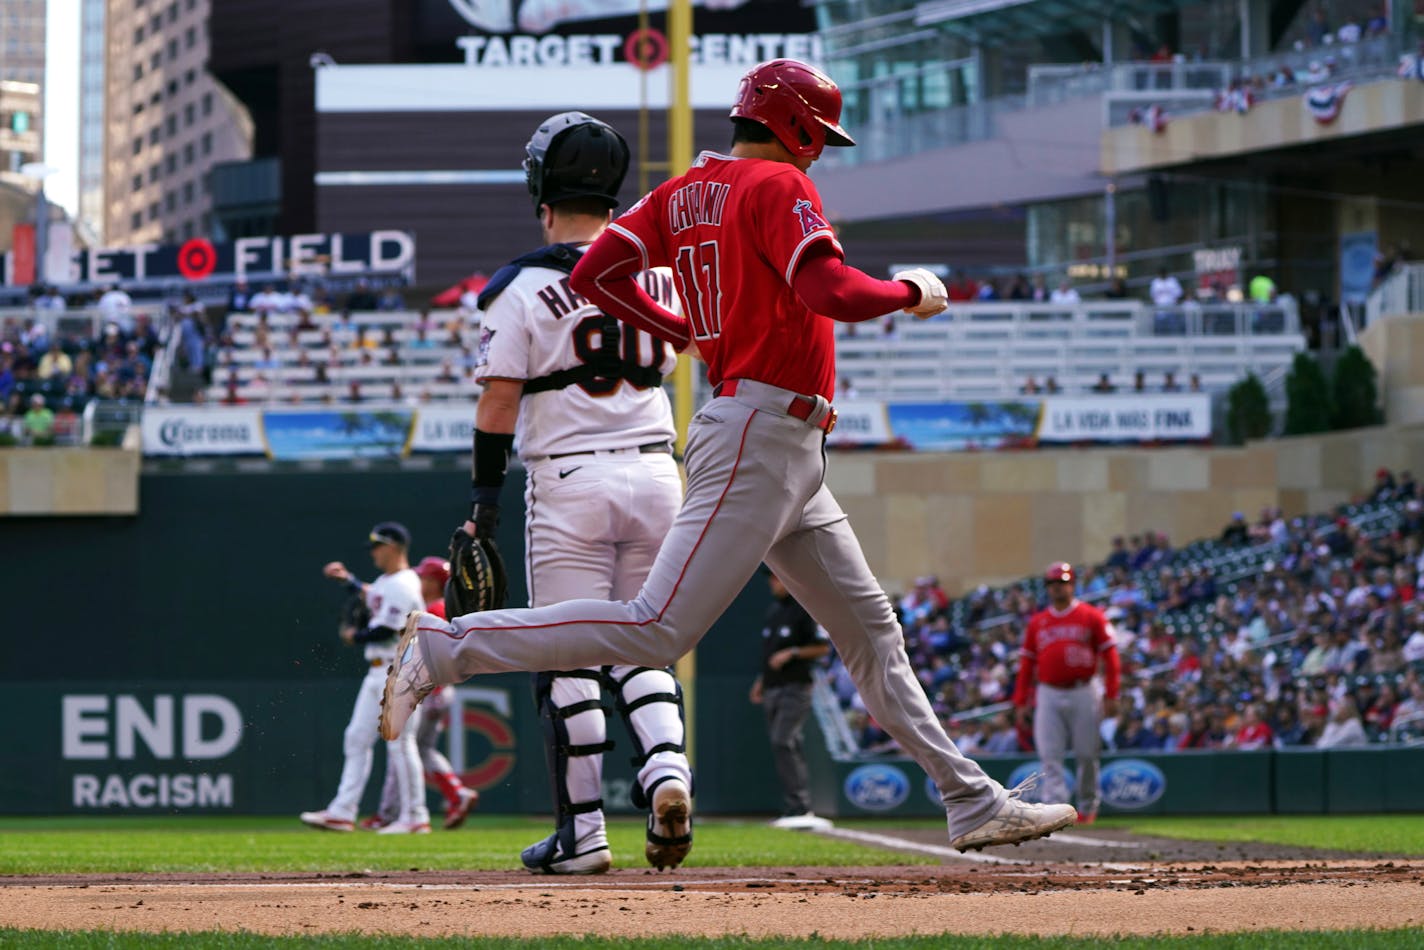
[204,297,1302,409]
[209,309,481,405]
[836,300,1302,401]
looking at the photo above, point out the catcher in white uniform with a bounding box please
[468,112,693,873]
[301,522,431,834]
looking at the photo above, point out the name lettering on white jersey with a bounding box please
[477,254,681,461]
[536,277,589,320]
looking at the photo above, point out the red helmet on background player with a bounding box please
[416,556,451,586]
[729,58,856,159]
[1044,561,1075,584]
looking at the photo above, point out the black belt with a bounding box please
[548,441,672,461]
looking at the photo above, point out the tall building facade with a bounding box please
[0,0,46,148]
[103,0,252,246]
[0,0,46,85]
[76,0,105,243]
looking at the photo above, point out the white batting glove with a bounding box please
[893,268,949,318]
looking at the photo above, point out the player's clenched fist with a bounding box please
[893,268,948,318]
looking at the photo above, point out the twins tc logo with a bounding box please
[792,199,828,236]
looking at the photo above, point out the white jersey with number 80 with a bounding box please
[475,258,679,462]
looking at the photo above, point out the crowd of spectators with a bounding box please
[0,284,161,444]
[826,468,1424,758]
[1215,3,1395,112]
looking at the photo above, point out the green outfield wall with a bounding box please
[1,465,783,816]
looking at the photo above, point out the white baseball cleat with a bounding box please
[644,776,693,870]
[299,810,354,832]
[380,612,440,741]
[375,819,432,835]
[949,775,1076,852]
[521,824,613,875]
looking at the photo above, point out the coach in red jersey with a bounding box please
[1012,562,1121,824]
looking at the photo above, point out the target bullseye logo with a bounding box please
[177,238,217,280]
[623,28,668,71]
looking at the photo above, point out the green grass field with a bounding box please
[3,814,1424,875]
[3,815,1422,948]
[1102,814,1424,854]
[0,815,935,875]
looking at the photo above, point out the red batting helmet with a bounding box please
[416,556,451,586]
[729,58,855,159]
[1044,561,1075,584]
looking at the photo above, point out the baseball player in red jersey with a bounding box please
[382,58,1077,852]
[1012,562,1121,824]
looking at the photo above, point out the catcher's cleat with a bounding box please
[443,787,480,830]
[299,810,354,832]
[1076,808,1098,826]
[645,776,693,870]
[357,815,390,831]
[380,612,440,741]
[949,774,1076,853]
[521,823,613,875]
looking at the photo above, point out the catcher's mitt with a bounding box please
[445,527,509,618]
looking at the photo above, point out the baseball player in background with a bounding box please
[1012,562,1121,825]
[383,59,1078,853]
[301,522,431,834]
[366,557,480,831]
[457,111,693,874]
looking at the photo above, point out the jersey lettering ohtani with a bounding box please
[476,256,679,461]
[608,152,843,400]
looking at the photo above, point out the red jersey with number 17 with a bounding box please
[607,151,843,400]
[1011,600,1120,704]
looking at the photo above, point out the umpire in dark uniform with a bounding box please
[749,568,832,830]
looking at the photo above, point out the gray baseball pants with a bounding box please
[763,682,814,815]
[1033,682,1101,813]
[420,379,1006,837]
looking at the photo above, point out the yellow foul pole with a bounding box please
[667,0,697,759]
[669,0,694,456]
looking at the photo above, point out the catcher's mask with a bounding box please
[523,111,630,216]
[729,58,855,159]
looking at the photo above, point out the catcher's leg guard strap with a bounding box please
[611,666,690,808]
[535,671,611,825]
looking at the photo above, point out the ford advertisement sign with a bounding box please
[843,764,910,812]
[1099,759,1167,809]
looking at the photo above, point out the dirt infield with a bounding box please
[3,828,1422,939]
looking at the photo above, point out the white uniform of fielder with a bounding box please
[305,563,429,832]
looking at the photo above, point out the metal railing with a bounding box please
[1388,711,1424,746]
[1101,34,1409,127]
[1364,262,1424,330]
